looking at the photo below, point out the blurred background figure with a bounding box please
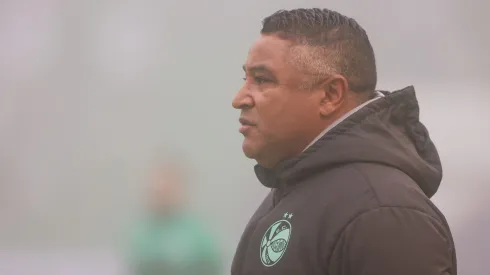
[127,153,222,275]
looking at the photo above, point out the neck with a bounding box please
[258,92,382,169]
[258,121,332,169]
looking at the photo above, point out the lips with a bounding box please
[239,117,256,127]
[239,118,256,134]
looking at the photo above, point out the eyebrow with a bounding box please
[242,64,273,74]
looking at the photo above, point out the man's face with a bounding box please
[232,34,325,168]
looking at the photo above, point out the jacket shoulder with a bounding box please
[303,164,454,273]
[346,162,439,215]
[298,162,435,216]
[295,162,442,220]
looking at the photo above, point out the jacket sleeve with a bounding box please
[328,207,455,275]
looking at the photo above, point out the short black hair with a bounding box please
[261,8,377,93]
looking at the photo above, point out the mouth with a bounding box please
[239,118,256,133]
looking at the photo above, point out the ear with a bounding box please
[318,74,349,117]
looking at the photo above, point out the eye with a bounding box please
[242,76,271,85]
[254,76,270,85]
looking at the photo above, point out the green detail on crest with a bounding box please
[260,213,292,267]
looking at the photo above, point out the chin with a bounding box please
[242,138,282,168]
[242,138,261,160]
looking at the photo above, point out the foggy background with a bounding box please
[0,0,489,274]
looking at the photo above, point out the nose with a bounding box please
[232,86,254,109]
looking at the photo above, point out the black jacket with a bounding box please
[231,86,457,275]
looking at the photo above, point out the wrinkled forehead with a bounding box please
[244,34,294,72]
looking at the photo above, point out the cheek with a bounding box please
[257,94,315,136]
[255,102,286,139]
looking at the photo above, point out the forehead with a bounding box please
[244,34,293,72]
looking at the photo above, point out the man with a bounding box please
[128,155,221,275]
[231,8,456,275]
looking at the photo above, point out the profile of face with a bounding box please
[232,34,341,168]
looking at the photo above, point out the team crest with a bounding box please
[260,212,293,267]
